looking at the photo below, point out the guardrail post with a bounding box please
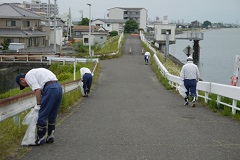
[232,99,237,114]
[204,92,209,103]
[217,95,221,107]
[13,114,20,127]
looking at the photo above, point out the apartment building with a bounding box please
[17,0,58,17]
[107,7,147,31]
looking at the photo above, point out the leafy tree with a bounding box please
[202,20,212,29]
[109,31,118,36]
[124,19,139,33]
[1,40,9,50]
[78,18,89,26]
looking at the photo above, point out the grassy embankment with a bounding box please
[0,35,122,160]
[142,42,240,121]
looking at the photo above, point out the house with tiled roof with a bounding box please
[107,7,147,31]
[72,25,108,46]
[0,3,49,50]
[91,19,126,34]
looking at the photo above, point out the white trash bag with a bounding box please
[178,84,187,98]
[79,81,85,96]
[21,107,39,145]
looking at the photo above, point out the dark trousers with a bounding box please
[37,82,62,128]
[144,55,149,63]
[184,79,197,98]
[83,73,92,95]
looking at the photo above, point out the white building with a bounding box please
[91,19,126,34]
[107,7,147,31]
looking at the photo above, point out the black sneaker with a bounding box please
[29,137,45,146]
[46,136,54,143]
[191,97,196,107]
[184,98,188,106]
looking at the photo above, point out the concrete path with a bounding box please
[19,36,240,160]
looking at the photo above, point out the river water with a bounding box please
[169,28,240,86]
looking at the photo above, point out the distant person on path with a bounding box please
[80,67,93,97]
[180,56,200,107]
[129,47,132,54]
[144,51,151,64]
[142,48,144,54]
[15,68,62,145]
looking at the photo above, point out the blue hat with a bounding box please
[15,73,26,90]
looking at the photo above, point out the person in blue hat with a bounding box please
[16,68,62,146]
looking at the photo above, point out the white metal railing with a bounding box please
[140,31,240,115]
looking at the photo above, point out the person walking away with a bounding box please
[129,47,132,54]
[144,51,151,64]
[142,48,144,55]
[180,56,200,107]
[15,68,62,145]
[80,67,93,97]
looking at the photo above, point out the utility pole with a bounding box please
[87,4,91,57]
[53,0,57,53]
[69,8,72,38]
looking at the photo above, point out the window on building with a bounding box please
[34,38,40,45]
[84,38,89,43]
[107,24,111,27]
[6,21,16,27]
[28,39,32,46]
[75,31,81,36]
[161,29,171,34]
[23,21,30,27]
[100,37,103,39]
[6,38,12,43]
[124,11,128,14]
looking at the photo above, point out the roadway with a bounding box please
[18,35,240,160]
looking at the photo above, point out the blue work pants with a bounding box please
[184,79,197,98]
[37,82,62,128]
[83,73,92,94]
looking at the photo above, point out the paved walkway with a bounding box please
[20,36,240,160]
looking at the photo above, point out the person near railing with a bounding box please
[144,51,151,65]
[80,67,93,97]
[15,68,62,146]
[180,56,200,107]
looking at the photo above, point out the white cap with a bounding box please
[187,56,193,61]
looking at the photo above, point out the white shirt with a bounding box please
[180,61,200,80]
[80,67,92,79]
[25,68,58,91]
[144,52,151,57]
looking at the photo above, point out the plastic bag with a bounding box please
[178,84,187,98]
[21,108,39,145]
[79,81,85,96]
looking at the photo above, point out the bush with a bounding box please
[109,31,118,36]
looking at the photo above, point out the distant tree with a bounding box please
[78,18,89,26]
[202,20,212,29]
[124,19,139,33]
[1,40,9,50]
[109,30,118,36]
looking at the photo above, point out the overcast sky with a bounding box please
[1,0,240,24]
